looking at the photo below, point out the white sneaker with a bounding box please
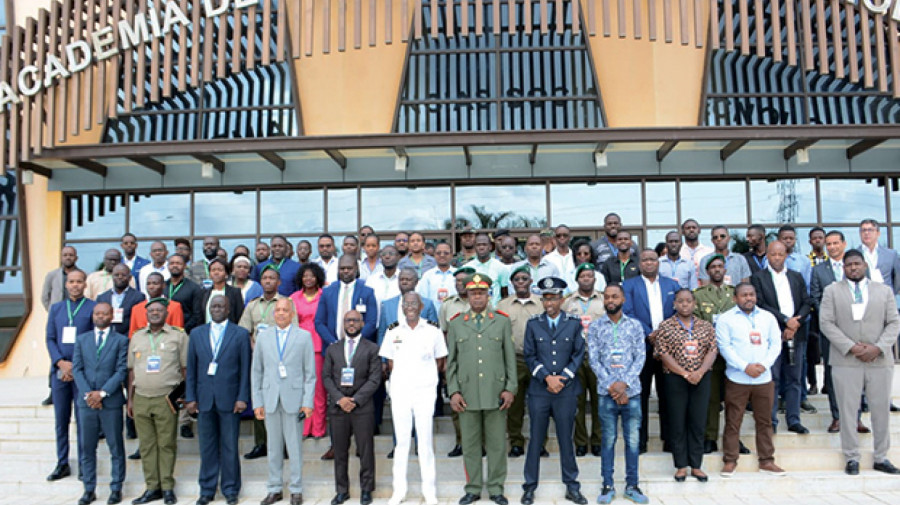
[388,495,404,505]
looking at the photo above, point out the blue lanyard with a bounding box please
[676,316,694,336]
[277,329,288,362]
[211,324,225,362]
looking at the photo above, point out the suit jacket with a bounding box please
[622,275,679,336]
[322,337,382,414]
[819,279,900,368]
[446,309,517,411]
[858,245,900,294]
[251,324,317,414]
[72,329,129,409]
[314,280,378,349]
[810,259,839,311]
[751,268,812,340]
[41,267,67,311]
[523,313,584,397]
[47,297,96,370]
[200,285,245,325]
[97,287,145,335]
[376,294,438,345]
[185,322,252,412]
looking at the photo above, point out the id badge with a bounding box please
[62,326,77,344]
[851,303,865,321]
[256,323,269,335]
[202,279,214,289]
[749,330,762,346]
[113,308,124,324]
[146,355,161,373]
[278,363,288,378]
[355,304,366,314]
[684,339,699,357]
[580,315,592,333]
[207,362,218,376]
[340,367,355,386]
[437,288,449,302]
[610,349,625,368]
[724,275,733,285]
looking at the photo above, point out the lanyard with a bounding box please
[66,298,86,325]
[211,324,225,361]
[148,331,161,354]
[203,260,210,278]
[259,298,276,321]
[277,329,288,362]
[619,259,628,280]
[577,296,592,315]
[676,316,694,336]
[272,258,286,271]
[168,281,184,299]
[610,320,620,346]
[752,254,767,270]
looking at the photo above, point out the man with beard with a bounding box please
[121,233,150,291]
[97,264,144,338]
[138,242,170,298]
[599,231,640,286]
[188,236,220,288]
[744,225,769,275]
[256,242,271,265]
[679,219,714,279]
[464,233,511,306]
[453,225,477,267]
[85,249,131,300]
[253,236,301,295]
[164,254,204,334]
[592,213,637,265]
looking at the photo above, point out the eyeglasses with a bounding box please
[395,238,408,243]
[344,318,363,323]
[712,234,728,240]
[556,233,569,238]
[860,227,878,233]
[400,302,420,308]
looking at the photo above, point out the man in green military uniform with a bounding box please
[452,226,477,268]
[447,274,517,505]
[237,265,297,460]
[127,298,188,505]
[496,265,544,458]
[439,266,475,457]
[562,263,606,457]
[692,254,746,455]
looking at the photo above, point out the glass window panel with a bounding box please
[327,189,358,233]
[820,179,887,224]
[260,190,324,235]
[833,226,884,251]
[551,183,642,228]
[645,229,671,254]
[456,185,546,229]
[194,191,257,236]
[129,193,191,238]
[361,187,451,231]
[680,181,747,226]
[645,181,677,226]
[66,195,126,240]
[66,242,113,273]
[890,188,900,227]
[0,270,23,295]
[749,179,817,225]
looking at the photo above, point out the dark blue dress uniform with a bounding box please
[522,277,585,499]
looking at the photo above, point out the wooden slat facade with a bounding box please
[4,1,900,175]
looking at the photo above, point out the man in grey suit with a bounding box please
[252,298,317,505]
[820,250,900,476]
[858,219,900,293]
[72,303,129,505]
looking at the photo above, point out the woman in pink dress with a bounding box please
[290,262,328,438]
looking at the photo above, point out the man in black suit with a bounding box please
[72,302,129,505]
[322,310,381,505]
[185,295,252,505]
[751,241,813,434]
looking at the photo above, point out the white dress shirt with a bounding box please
[768,266,795,318]
[862,245,885,283]
[643,275,664,330]
[315,257,339,285]
[336,281,356,338]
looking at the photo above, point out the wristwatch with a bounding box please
[100,391,108,399]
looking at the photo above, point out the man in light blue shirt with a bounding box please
[658,231,697,289]
[716,283,786,478]
[778,225,812,290]
[417,243,457,310]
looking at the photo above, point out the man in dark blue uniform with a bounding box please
[521,277,587,505]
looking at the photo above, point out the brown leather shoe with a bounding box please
[261,492,283,505]
[721,461,737,478]
[321,447,334,460]
[857,422,871,434]
[758,461,787,476]
[827,419,840,433]
[290,494,303,505]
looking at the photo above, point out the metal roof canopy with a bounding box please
[28,126,900,192]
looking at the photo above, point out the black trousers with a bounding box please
[663,372,711,469]
[331,406,375,494]
[639,349,667,448]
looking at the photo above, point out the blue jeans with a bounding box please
[597,395,641,487]
[772,338,806,428]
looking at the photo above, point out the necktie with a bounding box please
[96,330,105,356]
[550,320,556,331]
[475,313,483,331]
[833,262,842,281]
[347,338,355,362]
[854,282,863,303]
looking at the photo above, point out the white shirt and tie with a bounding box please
[336,281,356,339]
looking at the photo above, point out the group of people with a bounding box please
[41,215,900,505]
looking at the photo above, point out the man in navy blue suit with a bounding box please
[315,255,378,348]
[72,303,129,505]
[521,277,587,505]
[185,295,252,505]
[623,249,679,453]
[46,268,96,482]
[121,233,150,292]
[97,264,145,337]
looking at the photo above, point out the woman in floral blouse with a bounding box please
[653,289,718,482]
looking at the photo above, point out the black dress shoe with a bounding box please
[163,490,176,505]
[539,447,549,458]
[891,403,900,412]
[360,491,372,505]
[79,491,97,505]
[459,493,480,505]
[180,425,194,438]
[108,491,123,505]
[331,492,349,505]
[489,495,508,505]
[739,441,751,454]
[387,449,394,459]
[508,446,524,458]
[691,470,709,482]
[260,492,283,505]
[132,489,163,504]
[787,424,810,434]
[575,445,587,457]
[46,463,71,481]
[521,490,534,505]
[845,460,860,475]
[662,441,672,453]
[874,460,900,474]
[448,444,463,457]
[41,394,53,406]
[590,445,601,457]
[226,496,238,505]
[639,444,647,454]
[703,440,717,454]
[564,490,587,504]
[195,496,213,505]
[128,450,141,460]
[244,444,267,460]
[673,472,686,482]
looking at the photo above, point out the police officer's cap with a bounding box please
[538,276,566,295]
[464,273,492,290]
[146,297,169,308]
[705,253,726,271]
[509,264,531,279]
[455,266,476,277]
[575,263,596,277]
